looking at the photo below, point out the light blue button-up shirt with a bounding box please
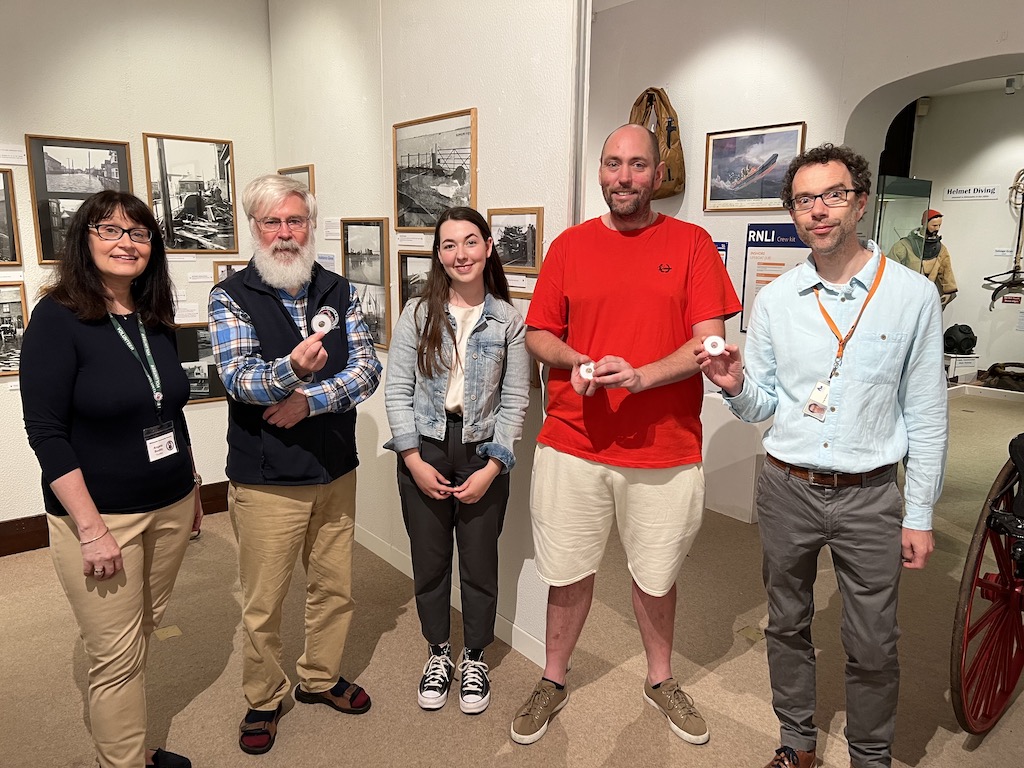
[725,242,948,529]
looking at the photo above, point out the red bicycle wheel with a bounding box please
[951,459,1024,734]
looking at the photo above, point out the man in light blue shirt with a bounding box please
[700,144,947,768]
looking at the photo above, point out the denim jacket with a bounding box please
[383,293,530,471]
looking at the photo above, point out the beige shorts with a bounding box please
[530,444,705,596]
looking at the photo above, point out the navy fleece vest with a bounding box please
[219,262,358,485]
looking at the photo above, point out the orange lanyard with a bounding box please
[813,254,886,379]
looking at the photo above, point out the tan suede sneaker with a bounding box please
[509,679,568,745]
[643,678,709,745]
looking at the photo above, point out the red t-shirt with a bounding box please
[527,215,741,468]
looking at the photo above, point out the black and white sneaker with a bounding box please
[418,642,454,710]
[459,648,490,714]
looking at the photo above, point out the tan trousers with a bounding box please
[229,471,357,711]
[48,492,195,768]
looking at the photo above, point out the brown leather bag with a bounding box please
[629,87,685,199]
[977,362,1024,392]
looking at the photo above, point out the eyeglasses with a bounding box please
[254,216,310,232]
[788,189,860,211]
[89,224,153,243]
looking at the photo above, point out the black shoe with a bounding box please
[418,641,455,710]
[459,647,490,714]
[148,747,192,767]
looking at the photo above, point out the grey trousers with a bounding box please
[757,460,904,768]
[397,416,509,650]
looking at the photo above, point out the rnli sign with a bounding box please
[943,185,999,201]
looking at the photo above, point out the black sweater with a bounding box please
[21,295,194,516]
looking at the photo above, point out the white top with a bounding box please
[444,302,484,414]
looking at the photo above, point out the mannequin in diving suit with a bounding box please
[887,208,958,308]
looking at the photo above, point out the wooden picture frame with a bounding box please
[487,206,543,275]
[143,133,238,253]
[0,169,21,266]
[393,108,477,232]
[352,281,390,350]
[25,134,133,263]
[213,259,249,283]
[174,322,226,404]
[0,281,28,377]
[703,122,806,212]
[341,218,389,287]
[398,250,433,308]
[278,164,315,195]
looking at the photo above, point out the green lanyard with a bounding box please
[108,313,163,417]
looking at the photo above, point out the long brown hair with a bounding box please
[415,207,511,378]
[43,190,175,328]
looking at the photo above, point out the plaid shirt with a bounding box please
[209,282,381,416]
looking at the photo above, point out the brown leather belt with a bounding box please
[766,454,895,488]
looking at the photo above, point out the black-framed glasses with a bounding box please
[89,224,154,243]
[788,188,860,211]
[254,216,310,232]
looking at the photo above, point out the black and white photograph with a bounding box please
[278,164,315,195]
[704,122,806,212]
[393,108,477,232]
[0,282,28,376]
[352,281,390,350]
[488,207,544,275]
[342,218,389,286]
[143,133,238,253]
[213,259,249,283]
[1,169,21,265]
[26,135,132,263]
[399,251,432,307]
[175,323,226,403]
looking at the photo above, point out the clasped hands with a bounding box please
[404,453,501,505]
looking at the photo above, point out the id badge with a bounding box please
[802,379,830,422]
[143,422,178,462]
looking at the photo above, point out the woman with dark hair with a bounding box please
[384,206,530,714]
[21,190,201,768]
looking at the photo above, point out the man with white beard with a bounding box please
[209,174,381,756]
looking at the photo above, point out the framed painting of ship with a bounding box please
[393,108,477,233]
[25,134,133,263]
[488,206,543,275]
[341,218,389,286]
[143,133,238,253]
[351,281,390,350]
[398,250,432,308]
[703,122,805,212]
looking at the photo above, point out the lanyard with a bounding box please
[813,254,886,379]
[108,313,163,417]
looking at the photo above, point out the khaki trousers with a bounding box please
[48,492,195,768]
[229,471,357,711]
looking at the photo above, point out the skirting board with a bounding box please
[355,522,546,668]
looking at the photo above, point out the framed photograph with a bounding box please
[341,218,390,286]
[393,108,477,232]
[213,259,249,283]
[143,133,238,253]
[352,281,390,350]
[25,134,132,263]
[1,169,21,265]
[174,322,226,403]
[278,164,315,195]
[488,207,543,275]
[703,122,806,212]
[0,282,28,377]
[398,250,433,308]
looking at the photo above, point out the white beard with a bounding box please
[253,234,317,292]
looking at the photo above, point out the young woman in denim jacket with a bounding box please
[384,206,530,715]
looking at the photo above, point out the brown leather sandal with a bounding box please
[238,703,282,755]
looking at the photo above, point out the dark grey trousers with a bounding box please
[757,460,904,768]
[397,416,509,650]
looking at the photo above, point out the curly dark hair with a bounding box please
[43,190,175,328]
[415,206,511,378]
[780,143,872,209]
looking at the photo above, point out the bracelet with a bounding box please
[80,528,109,546]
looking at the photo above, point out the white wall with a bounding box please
[586,0,1024,351]
[910,89,1024,369]
[0,0,277,523]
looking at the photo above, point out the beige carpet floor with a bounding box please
[1,394,1023,767]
